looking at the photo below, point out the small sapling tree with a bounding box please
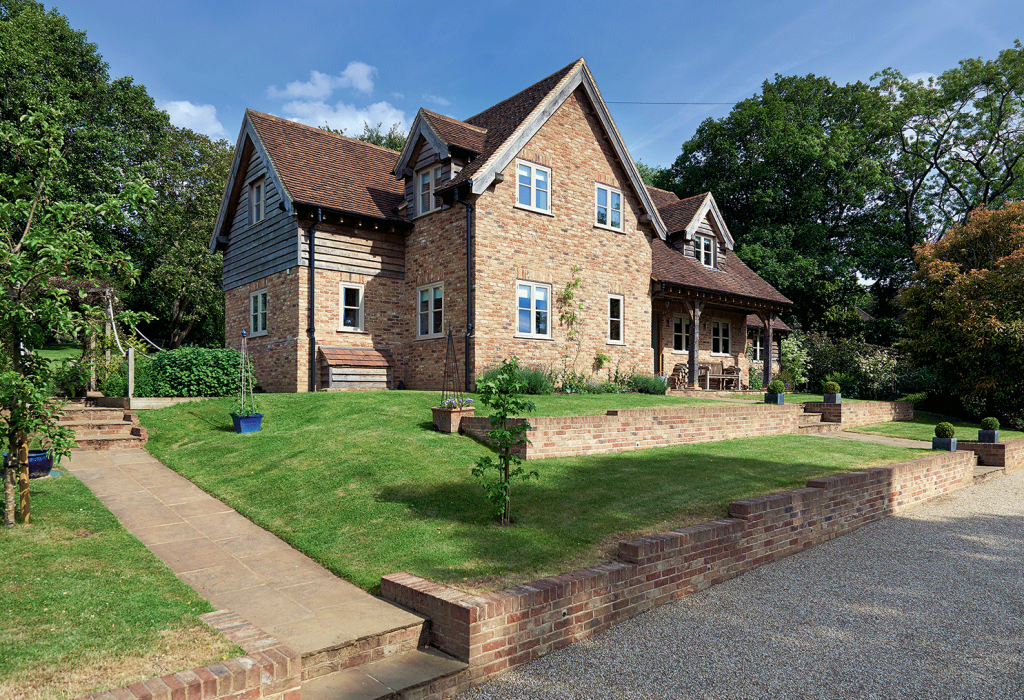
[471,357,539,526]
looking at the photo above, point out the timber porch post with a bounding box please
[758,311,777,388]
[686,299,705,388]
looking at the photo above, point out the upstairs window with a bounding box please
[517,282,550,337]
[340,283,364,332]
[608,294,624,343]
[417,282,444,338]
[249,178,265,225]
[673,317,690,352]
[417,166,442,216]
[595,184,623,231]
[516,161,550,214]
[696,235,714,267]
[250,290,268,335]
[712,320,730,355]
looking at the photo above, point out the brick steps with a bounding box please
[57,406,149,450]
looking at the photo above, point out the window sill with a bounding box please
[513,203,554,217]
[249,330,268,338]
[606,340,625,346]
[513,334,554,341]
[337,328,368,334]
[415,334,445,342]
[413,208,442,220]
[670,349,691,355]
[593,223,625,234]
[710,352,733,357]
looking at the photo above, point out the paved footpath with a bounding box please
[460,464,1024,699]
[64,449,423,657]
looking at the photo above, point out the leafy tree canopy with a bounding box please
[319,120,408,151]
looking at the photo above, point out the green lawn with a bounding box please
[0,474,239,700]
[140,391,922,593]
[36,343,82,363]
[851,410,1024,442]
[519,392,713,415]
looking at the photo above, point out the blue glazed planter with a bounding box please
[3,449,54,478]
[231,413,264,434]
[764,393,785,405]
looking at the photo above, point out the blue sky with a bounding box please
[60,0,1019,168]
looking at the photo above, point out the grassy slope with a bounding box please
[0,474,239,700]
[851,410,1024,442]
[141,391,921,593]
[36,344,83,363]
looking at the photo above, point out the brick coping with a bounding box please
[76,610,301,700]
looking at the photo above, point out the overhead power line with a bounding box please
[606,101,736,105]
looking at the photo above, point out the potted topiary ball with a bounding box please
[932,422,956,451]
[978,417,1000,443]
[822,380,841,404]
[765,379,786,405]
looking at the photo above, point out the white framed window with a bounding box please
[695,235,714,267]
[712,319,731,355]
[417,282,444,338]
[673,317,690,352]
[595,184,623,231]
[751,334,764,361]
[249,177,265,225]
[607,294,624,343]
[416,165,442,216]
[250,289,268,336]
[515,160,551,214]
[339,283,364,332]
[516,281,550,338]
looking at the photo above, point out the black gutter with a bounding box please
[454,181,474,393]
[307,208,321,392]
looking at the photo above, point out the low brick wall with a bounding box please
[461,404,805,460]
[958,439,1024,472]
[381,450,976,697]
[803,400,913,426]
[78,610,300,700]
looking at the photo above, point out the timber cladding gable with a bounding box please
[213,58,793,392]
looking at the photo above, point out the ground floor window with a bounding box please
[673,316,690,352]
[340,283,364,331]
[250,289,268,335]
[517,281,550,337]
[608,294,624,343]
[417,282,444,338]
[750,333,764,361]
[712,319,730,355]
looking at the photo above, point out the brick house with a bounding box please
[209,59,791,392]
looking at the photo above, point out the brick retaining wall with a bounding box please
[957,440,1024,472]
[381,450,976,697]
[803,401,914,427]
[77,610,301,700]
[461,404,805,460]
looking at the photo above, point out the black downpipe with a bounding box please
[307,208,322,392]
[454,182,474,393]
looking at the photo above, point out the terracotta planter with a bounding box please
[432,406,474,434]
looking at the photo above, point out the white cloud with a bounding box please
[280,100,407,137]
[422,94,451,107]
[157,100,227,139]
[905,71,938,84]
[267,62,377,100]
[390,91,405,100]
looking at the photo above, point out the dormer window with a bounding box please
[249,178,265,225]
[696,235,714,267]
[417,166,442,216]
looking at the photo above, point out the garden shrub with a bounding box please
[478,363,553,395]
[627,374,667,395]
[822,380,841,394]
[98,347,254,398]
[767,379,786,394]
[934,422,955,439]
[747,370,763,391]
[980,417,1000,431]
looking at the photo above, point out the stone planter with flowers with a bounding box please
[432,397,475,434]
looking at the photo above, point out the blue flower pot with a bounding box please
[3,449,54,478]
[231,413,264,434]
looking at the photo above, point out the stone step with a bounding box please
[59,408,131,421]
[58,419,137,434]
[798,423,845,435]
[973,465,1005,484]
[301,647,467,700]
[301,620,429,682]
[71,432,148,451]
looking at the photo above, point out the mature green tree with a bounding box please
[125,126,233,348]
[667,75,903,331]
[901,202,1024,427]
[1,111,153,525]
[635,160,674,191]
[319,120,408,151]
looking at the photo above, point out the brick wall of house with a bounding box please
[225,269,302,393]
[380,449,977,697]
[958,440,1024,472]
[461,404,805,460]
[803,401,914,426]
[470,87,657,382]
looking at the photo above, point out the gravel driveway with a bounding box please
[459,468,1024,699]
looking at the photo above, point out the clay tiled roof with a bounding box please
[658,192,710,234]
[645,185,679,210]
[247,110,406,222]
[652,237,792,306]
[745,314,792,332]
[420,110,488,154]
[439,59,583,193]
[319,347,394,368]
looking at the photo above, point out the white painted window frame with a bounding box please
[607,294,625,344]
[711,319,731,355]
[339,282,365,332]
[416,282,444,339]
[249,177,265,225]
[514,160,552,215]
[695,235,715,268]
[672,316,690,353]
[594,183,623,231]
[250,289,268,337]
[750,333,764,361]
[515,281,552,339]
[416,165,443,217]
